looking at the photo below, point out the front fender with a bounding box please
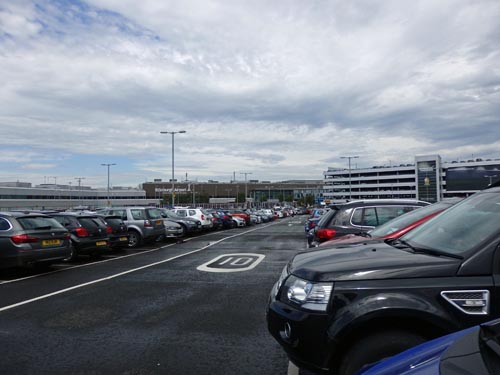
[328,291,459,341]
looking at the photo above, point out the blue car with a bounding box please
[358,319,500,375]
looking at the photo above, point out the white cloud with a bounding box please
[0,0,499,187]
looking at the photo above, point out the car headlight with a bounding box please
[280,275,333,312]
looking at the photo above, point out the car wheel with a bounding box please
[338,330,426,375]
[64,241,79,262]
[128,230,142,248]
[179,225,186,237]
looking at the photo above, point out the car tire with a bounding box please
[128,230,142,248]
[338,330,426,375]
[64,241,79,262]
[178,225,186,237]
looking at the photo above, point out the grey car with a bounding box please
[100,207,165,248]
[0,212,71,269]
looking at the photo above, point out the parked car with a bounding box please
[162,219,184,239]
[308,199,429,247]
[359,318,500,375]
[215,211,236,229]
[267,186,500,375]
[172,208,213,230]
[95,215,129,250]
[100,207,165,248]
[319,198,462,247]
[228,209,251,225]
[0,212,71,268]
[49,212,109,260]
[232,216,246,227]
[158,208,202,235]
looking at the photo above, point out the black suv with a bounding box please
[50,212,110,260]
[308,199,429,247]
[267,186,500,375]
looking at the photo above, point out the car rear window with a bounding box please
[17,216,64,230]
[77,217,102,228]
[105,217,123,226]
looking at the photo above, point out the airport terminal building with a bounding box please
[323,155,500,204]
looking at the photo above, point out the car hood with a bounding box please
[290,241,462,282]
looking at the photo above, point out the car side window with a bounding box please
[176,210,187,217]
[362,208,378,226]
[130,209,144,220]
[0,218,11,231]
[376,206,411,225]
[189,210,196,216]
[112,210,127,220]
[331,209,352,227]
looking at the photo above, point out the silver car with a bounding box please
[100,207,165,248]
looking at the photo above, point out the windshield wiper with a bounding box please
[391,239,463,259]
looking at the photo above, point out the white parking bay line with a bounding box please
[288,362,300,375]
[0,225,269,313]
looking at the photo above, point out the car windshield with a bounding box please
[17,216,64,230]
[369,200,457,237]
[401,192,500,255]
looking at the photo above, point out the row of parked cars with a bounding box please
[0,206,301,270]
[267,184,500,374]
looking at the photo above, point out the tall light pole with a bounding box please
[160,130,186,207]
[240,172,252,208]
[101,163,116,206]
[340,156,359,200]
[74,177,85,206]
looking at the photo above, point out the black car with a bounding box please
[308,199,429,246]
[158,208,202,235]
[96,215,129,249]
[50,212,110,260]
[267,187,500,375]
[0,212,71,269]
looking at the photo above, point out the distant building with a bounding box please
[0,184,153,210]
[323,155,500,203]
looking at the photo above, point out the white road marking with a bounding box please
[0,224,274,312]
[288,362,300,375]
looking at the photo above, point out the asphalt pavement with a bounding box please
[0,216,309,375]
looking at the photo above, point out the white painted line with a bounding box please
[288,362,299,375]
[0,224,272,312]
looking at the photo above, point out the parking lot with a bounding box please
[0,216,306,374]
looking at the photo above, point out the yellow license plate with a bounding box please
[42,239,61,246]
[119,236,128,241]
[96,241,107,246]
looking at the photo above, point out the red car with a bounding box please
[319,198,462,247]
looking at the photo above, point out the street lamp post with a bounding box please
[101,163,116,206]
[240,172,252,208]
[160,130,186,207]
[340,156,359,200]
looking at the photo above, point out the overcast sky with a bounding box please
[1,0,499,188]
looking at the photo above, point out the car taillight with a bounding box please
[11,234,39,244]
[201,214,205,220]
[316,228,337,240]
[105,225,113,234]
[144,220,152,227]
[75,227,89,237]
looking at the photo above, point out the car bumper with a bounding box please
[1,246,72,268]
[73,238,109,254]
[266,297,334,374]
[164,228,184,237]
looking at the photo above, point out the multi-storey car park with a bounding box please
[323,154,500,204]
